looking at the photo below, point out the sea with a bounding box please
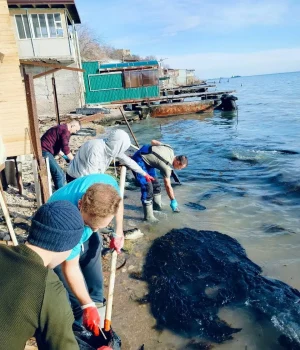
[121,71,300,349]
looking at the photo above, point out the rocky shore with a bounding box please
[1,119,165,350]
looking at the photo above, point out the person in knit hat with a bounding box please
[0,200,85,350]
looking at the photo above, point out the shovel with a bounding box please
[103,165,126,346]
[75,166,126,350]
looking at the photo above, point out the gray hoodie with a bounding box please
[67,129,146,178]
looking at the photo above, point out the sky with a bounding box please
[75,0,300,79]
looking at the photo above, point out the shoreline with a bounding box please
[0,121,163,350]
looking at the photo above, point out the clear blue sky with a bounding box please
[75,0,300,79]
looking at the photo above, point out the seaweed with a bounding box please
[143,228,300,348]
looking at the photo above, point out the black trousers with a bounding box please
[66,172,76,183]
[54,232,104,323]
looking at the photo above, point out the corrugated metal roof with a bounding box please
[99,60,159,70]
[7,0,80,23]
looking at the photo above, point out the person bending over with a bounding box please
[132,139,188,222]
[41,120,81,189]
[49,173,123,336]
[67,129,153,184]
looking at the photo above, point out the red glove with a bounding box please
[145,174,155,182]
[98,347,113,350]
[110,235,124,253]
[82,306,100,336]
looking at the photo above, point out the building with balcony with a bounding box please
[7,0,84,117]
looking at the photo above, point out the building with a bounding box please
[162,68,196,88]
[7,0,83,117]
[83,60,160,104]
[0,0,29,157]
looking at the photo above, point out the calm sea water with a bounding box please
[122,71,300,349]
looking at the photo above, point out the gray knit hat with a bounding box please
[27,200,84,252]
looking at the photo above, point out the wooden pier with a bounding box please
[112,89,236,105]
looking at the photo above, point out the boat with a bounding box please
[150,100,214,118]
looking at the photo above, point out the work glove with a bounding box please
[98,347,113,350]
[110,234,124,253]
[170,199,179,212]
[82,304,100,336]
[144,174,155,182]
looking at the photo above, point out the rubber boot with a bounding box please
[143,203,159,223]
[153,194,162,211]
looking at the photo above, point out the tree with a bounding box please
[76,24,108,61]
[76,24,157,63]
[144,55,157,61]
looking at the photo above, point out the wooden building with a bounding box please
[0,0,30,157]
[6,0,83,116]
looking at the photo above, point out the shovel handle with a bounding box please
[104,166,126,331]
[0,189,18,246]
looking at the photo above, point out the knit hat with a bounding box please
[27,200,84,252]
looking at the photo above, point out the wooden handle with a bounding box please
[0,189,18,246]
[130,143,139,150]
[104,165,126,331]
[119,107,140,148]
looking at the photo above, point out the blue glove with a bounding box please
[170,199,178,212]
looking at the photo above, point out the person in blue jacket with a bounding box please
[48,173,123,336]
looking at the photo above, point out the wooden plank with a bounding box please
[20,59,85,73]
[33,68,60,79]
[24,73,49,203]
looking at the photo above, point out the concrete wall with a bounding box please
[176,69,188,86]
[24,63,84,118]
[9,8,74,60]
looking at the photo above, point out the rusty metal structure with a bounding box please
[150,100,214,118]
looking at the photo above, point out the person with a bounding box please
[0,200,85,350]
[132,140,188,222]
[41,120,81,190]
[48,173,123,336]
[66,129,154,183]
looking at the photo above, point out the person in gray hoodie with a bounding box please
[66,129,153,183]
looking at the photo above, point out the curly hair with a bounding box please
[81,183,121,218]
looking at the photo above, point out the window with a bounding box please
[47,14,64,37]
[142,70,159,86]
[15,13,64,39]
[15,15,31,39]
[124,69,158,88]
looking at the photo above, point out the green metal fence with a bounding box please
[83,62,160,104]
